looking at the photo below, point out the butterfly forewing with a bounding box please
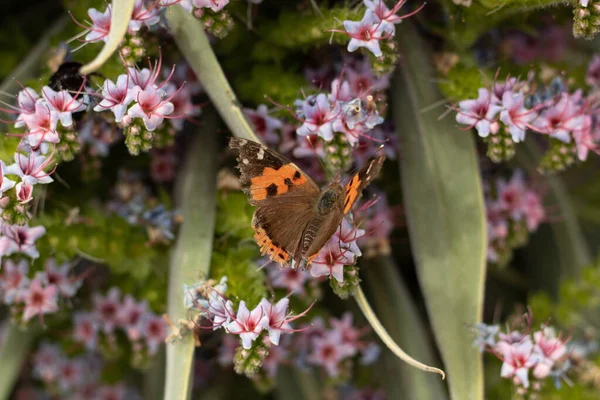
[343,155,385,214]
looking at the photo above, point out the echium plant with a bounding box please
[0,0,598,399]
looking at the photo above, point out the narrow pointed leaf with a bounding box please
[393,23,487,400]
[166,7,260,142]
[79,0,135,75]
[363,256,448,400]
[163,117,218,400]
[0,324,40,399]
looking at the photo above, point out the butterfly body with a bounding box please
[229,137,384,269]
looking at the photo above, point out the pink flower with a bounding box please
[6,151,54,185]
[73,312,99,351]
[21,101,59,147]
[142,314,168,354]
[259,298,293,346]
[117,295,148,341]
[22,278,59,322]
[532,329,567,379]
[44,258,81,298]
[329,312,361,356]
[342,10,388,57]
[150,150,177,183]
[586,55,600,86]
[225,300,267,349]
[42,86,86,127]
[573,115,595,161]
[500,91,537,143]
[497,340,538,388]
[486,201,509,242]
[192,0,230,12]
[307,330,356,377]
[14,87,39,128]
[310,240,355,282]
[15,182,33,204]
[268,266,309,295]
[533,93,586,143]
[334,219,365,258]
[0,160,16,196]
[496,171,527,221]
[345,59,390,96]
[456,88,502,137]
[523,191,545,231]
[244,104,281,145]
[0,259,30,304]
[129,0,160,31]
[57,358,85,391]
[363,0,405,35]
[0,224,46,259]
[127,86,175,131]
[296,94,337,141]
[33,342,63,383]
[93,75,135,123]
[93,288,122,333]
[84,7,112,43]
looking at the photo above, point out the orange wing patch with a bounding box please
[253,224,290,264]
[250,164,307,201]
[343,175,361,214]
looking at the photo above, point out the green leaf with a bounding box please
[163,116,219,400]
[393,23,487,400]
[362,256,448,400]
[166,7,260,143]
[275,367,322,400]
[0,324,40,399]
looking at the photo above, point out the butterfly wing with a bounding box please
[343,155,385,214]
[229,137,321,265]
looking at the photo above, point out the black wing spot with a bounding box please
[284,177,293,188]
[293,171,301,180]
[266,183,278,197]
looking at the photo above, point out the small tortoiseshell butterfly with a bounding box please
[229,137,385,269]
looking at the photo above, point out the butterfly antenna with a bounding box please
[306,136,334,182]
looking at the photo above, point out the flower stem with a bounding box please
[165,6,261,143]
[353,286,446,380]
[79,0,135,75]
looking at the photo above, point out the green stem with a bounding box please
[163,115,219,400]
[79,0,134,75]
[0,324,40,399]
[166,6,260,143]
[353,286,446,380]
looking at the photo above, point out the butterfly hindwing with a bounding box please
[343,155,385,214]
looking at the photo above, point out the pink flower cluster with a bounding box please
[336,1,422,58]
[72,287,167,355]
[217,311,379,380]
[32,342,140,400]
[475,320,570,391]
[485,171,545,263]
[0,258,82,323]
[94,57,180,132]
[455,74,599,162]
[186,277,311,350]
[293,77,384,146]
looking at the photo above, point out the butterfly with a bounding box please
[229,137,385,269]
